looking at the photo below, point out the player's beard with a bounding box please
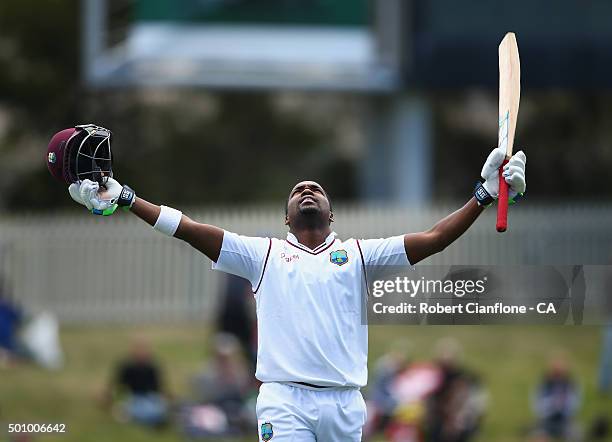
[293,205,328,230]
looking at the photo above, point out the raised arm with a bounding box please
[404,198,483,264]
[69,180,224,262]
[130,197,224,262]
[404,147,527,265]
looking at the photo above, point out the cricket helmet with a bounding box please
[46,124,113,185]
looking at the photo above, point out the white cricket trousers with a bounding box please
[256,382,367,441]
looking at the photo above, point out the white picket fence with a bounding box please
[0,203,610,323]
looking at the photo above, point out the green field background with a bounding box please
[1,325,610,442]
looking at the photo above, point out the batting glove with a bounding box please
[68,178,135,216]
[479,147,526,202]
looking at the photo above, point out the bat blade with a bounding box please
[496,32,521,233]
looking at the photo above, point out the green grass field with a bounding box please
[1,325,610,442]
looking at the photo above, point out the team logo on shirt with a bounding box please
[330,249,349,266]
[261,421,274,441]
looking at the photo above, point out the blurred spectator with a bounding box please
[180,333,254,437]
[425,338,487,442]
[0,280,63,370]
[365,339,486,442]
[192,333,251,407]
[383,361,443,442]
[531,352,581,441]
[20,312,63,370]
[102,338,169,428]
[365,342,411,435]
[216,274,256,369]
[0,290,24,365]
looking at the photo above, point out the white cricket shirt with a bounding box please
[212,231,409,387]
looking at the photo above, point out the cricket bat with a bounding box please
[496,32,521,232]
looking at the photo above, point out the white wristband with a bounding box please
[153,206,183,237]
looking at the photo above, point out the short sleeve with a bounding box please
[212,231,271,288]
[358,235,410,266]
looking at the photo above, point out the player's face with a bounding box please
[285,181,333,227]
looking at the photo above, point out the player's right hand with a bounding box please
[68,179,118,216]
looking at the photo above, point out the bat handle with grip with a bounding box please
[496,158,510,232]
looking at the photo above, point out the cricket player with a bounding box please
[53,126,526,441]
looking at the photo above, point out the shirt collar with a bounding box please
[286,231,337,251]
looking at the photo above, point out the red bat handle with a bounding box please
[496,158,510,232]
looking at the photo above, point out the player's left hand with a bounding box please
[68,178,123,215]
[481,147,526,201]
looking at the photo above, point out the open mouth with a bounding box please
[300,196,316,205]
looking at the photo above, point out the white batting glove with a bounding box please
[68,182,87,207]
[67,179,121,215]
[481,147,527,200]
